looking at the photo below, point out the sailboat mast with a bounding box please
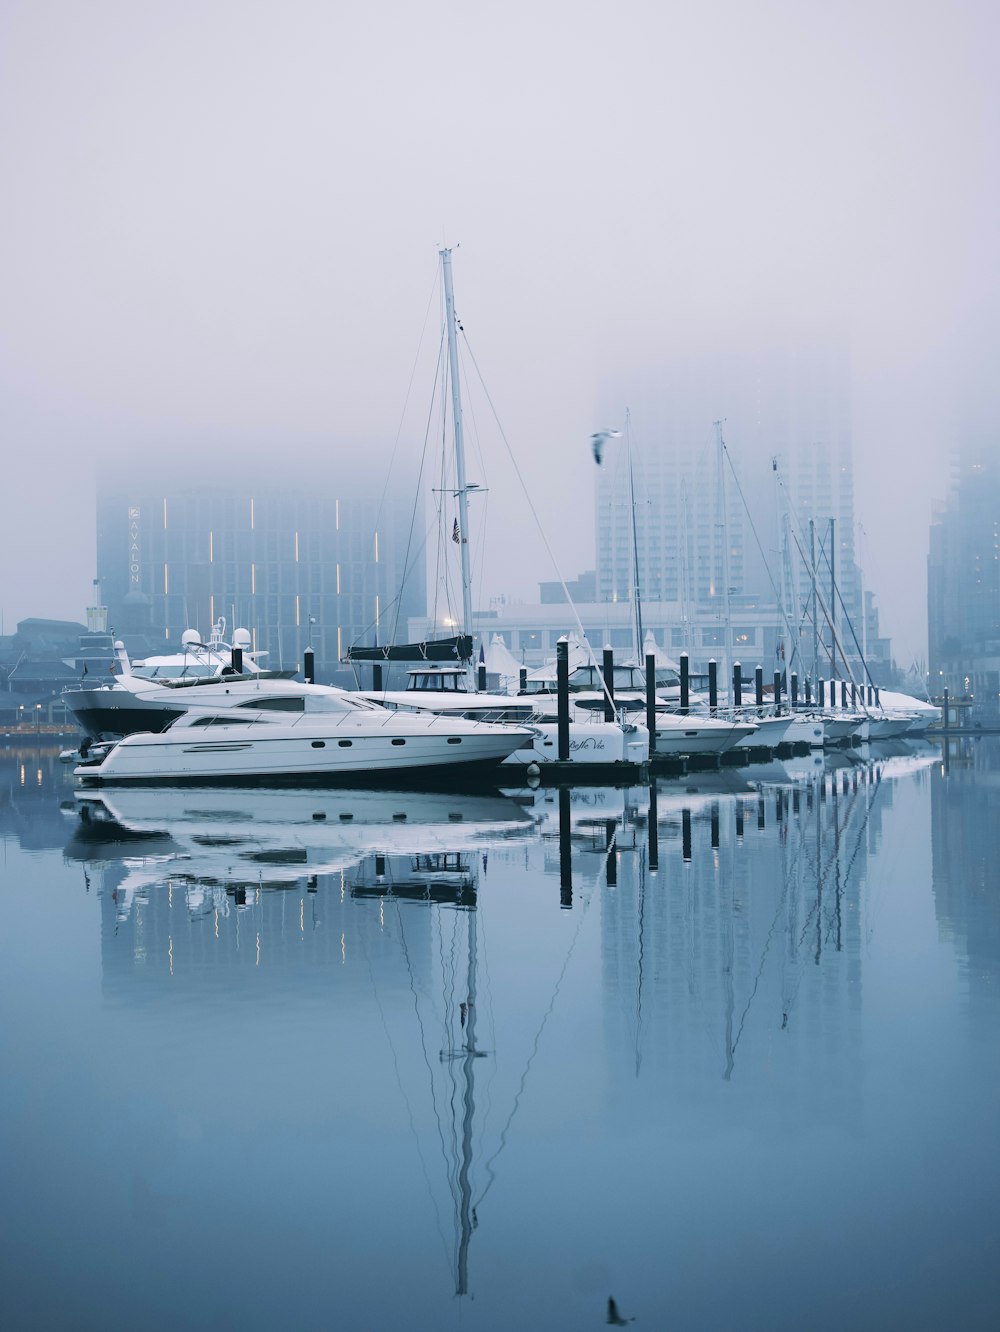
[626,410,644,658]
[715,420,733,689]
[440,247,475,648]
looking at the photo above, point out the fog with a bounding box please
[2,0,997,665]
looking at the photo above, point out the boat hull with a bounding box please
[76,719,533,785]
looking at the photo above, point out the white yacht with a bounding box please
[63,622,292,740]
[363,666,650,767]
[74,692,535,784]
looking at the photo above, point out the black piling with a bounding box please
[680,653,690,715]
[708,659,718,712]
[645,652,657,757]
[840,680,848,710]
[790,672,798,708]
[519,667,527,695]
[804,677,812,706]
[556,636,570,762]
[818,678,826,707]
[773,670,782,714]
[478,661,487,691]
[733,661,742,708]
[603,645,616,723]
[755,666,764,708]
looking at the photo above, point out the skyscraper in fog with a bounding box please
[95,470,424,679]
[596,340,872,677]
[928,445,1000,712]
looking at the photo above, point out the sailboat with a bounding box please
[359,249,649,770]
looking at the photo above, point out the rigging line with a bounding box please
[357,902,452,1277]
[368,259,441,566]
[472,860,602,1212]
[783,777,867,1019]
[774,471,864,684]
[784,519,858,685]
[459,330,619,718]
[349,330,446,651]
[394,894,461,1214]
[456,341,492,623]
[823,768,885,948]
[390,322,448,648]
[732,793,812,1056]
[723,445,802,673]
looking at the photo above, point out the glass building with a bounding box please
[96,470,425,682]
[928,445,1000,713]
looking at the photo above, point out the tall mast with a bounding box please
[440,247,475,648]
[810,519,819,686]
[626,409,644,659]
[715,420,733,687]
[829,517,836,677]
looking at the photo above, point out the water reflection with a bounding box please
[11,735,982,1322]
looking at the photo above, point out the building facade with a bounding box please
[96,471,424,681]
[594,341,874,683]
[928,445,1000,713]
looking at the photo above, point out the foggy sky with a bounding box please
[1,0,998,664]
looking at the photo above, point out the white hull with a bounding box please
[76,712,532,784]
[654,714,758,756]
[503,720,649,766]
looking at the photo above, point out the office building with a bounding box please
[96,467,424,681]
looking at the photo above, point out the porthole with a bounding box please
[311,740,326,749]
[391,738,405,746]
[338,740,352,748]
[447,737,462,745]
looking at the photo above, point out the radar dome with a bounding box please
[181,629,202,647]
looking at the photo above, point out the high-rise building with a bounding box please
[928,445,1000,711]
[595,340,873,679]
[96,468,424,680]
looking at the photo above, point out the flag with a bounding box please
[452,518,460,544]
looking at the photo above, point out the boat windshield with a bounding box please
[132,663,221,680]
[406,671,469,693]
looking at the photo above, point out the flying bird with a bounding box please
[591,429,622,465]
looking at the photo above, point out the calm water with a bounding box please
[1,739,998,1330]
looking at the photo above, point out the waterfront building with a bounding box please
[95,467,425,682]
[928,444,1000,714]
[594,341,873,681]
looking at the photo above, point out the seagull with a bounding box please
[591,429,622,465]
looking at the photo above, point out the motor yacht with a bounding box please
[74,692,535,785]
[63,622,293,740]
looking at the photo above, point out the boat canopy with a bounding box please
[345,635,473,663]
